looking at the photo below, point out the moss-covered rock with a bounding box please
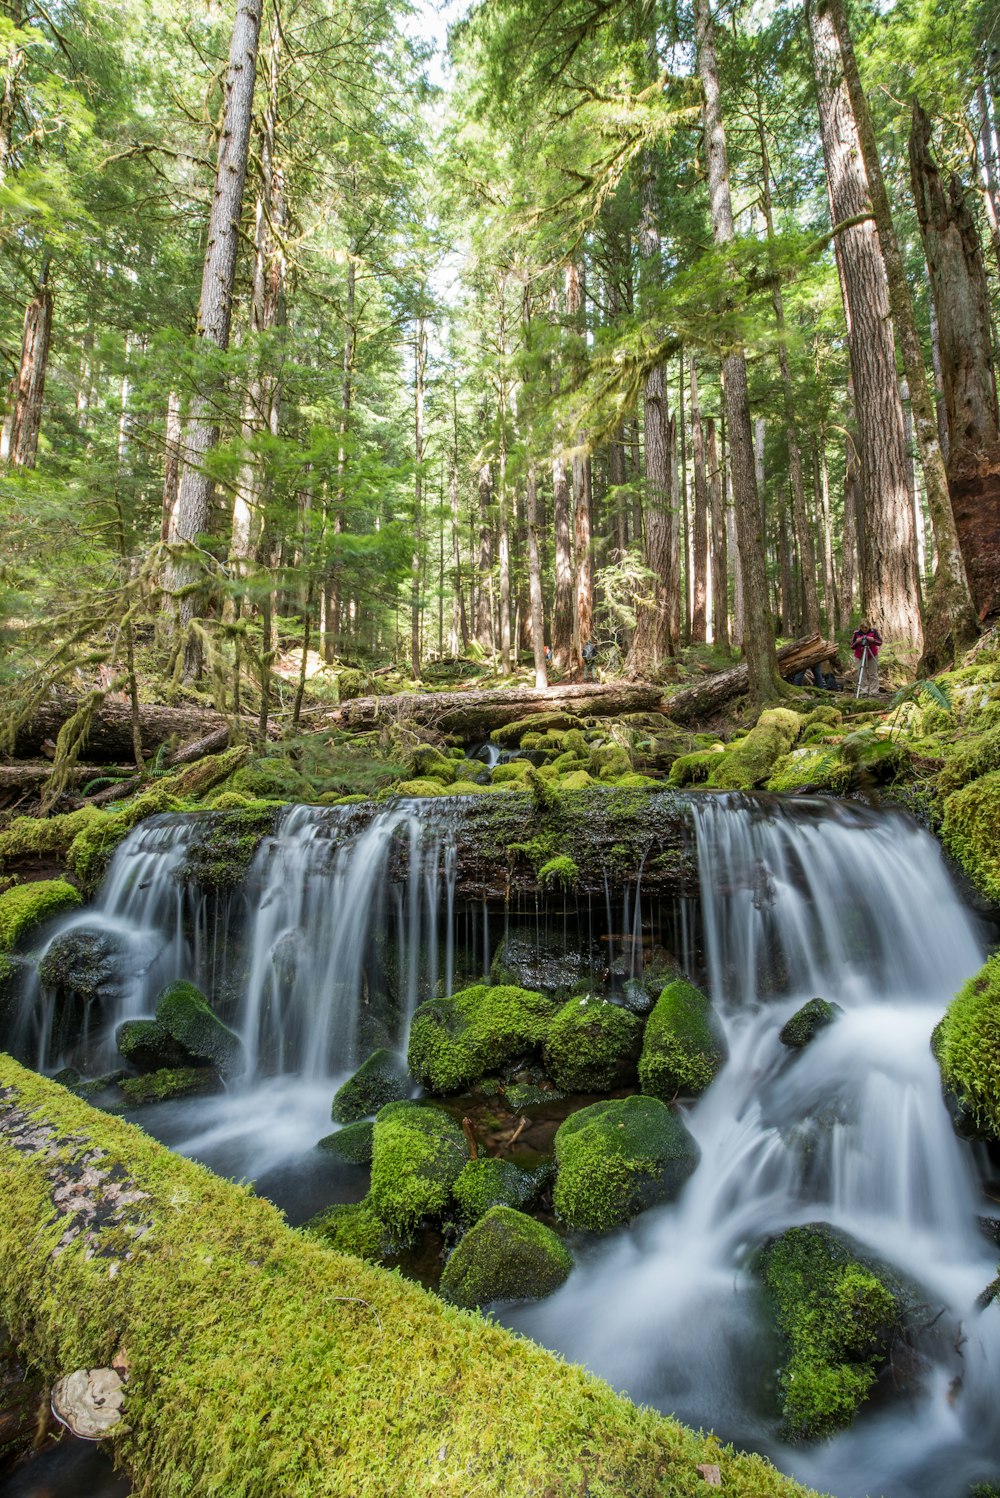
[407,984,557,1095]
[590,744,633,781]
[439,1206,572,1309]
[706,709,803,791]
[331,1049,411,1124]
[229,757,312,802]
[766,749,850,795]
[0,807,102,870]
[155,981,244,1079]
[491,760,532,785]
[639,979,727,1100]
[668,748,725,787]
[938,725,1000,795]
[942,770,1000,905]
[452,1157,552,1227]
[557,769,595,791]
[0,880,81,952]
[757,1223,904,1441]
[116,1017,193,1072]
[933,953,1000,1138]
[38,930,125,1002]
[179,806,276,891]
[393,777,448,798]
[66,789,190,891]
[408,746,458,784]
[544,997,642,1093]
[303,1197,388,1262]
[368,1100,468,1237]
[553,1096,700,1233]
[779,998,843,1050]
[317,1120,375,1165]
[491,713,584,745]
[489,932,597,996]
[120,1066,222,1106]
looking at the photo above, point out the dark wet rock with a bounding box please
[116,1017,192,1073]
[490,930,601,996]
[37,930,126,1005]
[779,997,843,1050]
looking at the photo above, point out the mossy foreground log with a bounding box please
[0,1058,816,1498]
[329,681,667,735]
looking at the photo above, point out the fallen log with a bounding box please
[88,725,234,806]
[328,681,667,736]
[0,1057,817,1498]
[664,635,840,724]
[11,694,240,762]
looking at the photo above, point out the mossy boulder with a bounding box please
[452,1157,552,1227]
[938,725,1000,795]
[229,758,312,802]
[439,1206,572,1310]
[116,1018,192,1072]
[368,1101,468,1237]
[590,744,632,781]
[490,760,532,785]
[0,807,102,869]
[155,981,244,1079]
[317,1120,375,1165]
[331,1049,411,1124]
[120,1066,222,1106]
[933,952,1000,1138]
[942,769,1000,905]
[706,709,803,791]
[491,712,584,745]
[394,777,448,798]
[408,746,457,784]
[0,880,81,952]
[553,1096,700,1233]
[303,1197,388,1262]
[557,769,595,791]
[544,997,642,1093]
[668,748,725,787]
[757,1223,905,1441]
[407,983,557,1094]
[779,998,843,1050]
[639,979,727,1100]
[839,731,911,783]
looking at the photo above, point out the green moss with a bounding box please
[156,981,244,1079]
[445,779,513,795]
[207,791,255,810]
[839,732,911,782]
[116,1018,192,1072]
[394,777,448,797]
[66,789,190,892]
[553,1096,700,1233]
[605,773,660,788]
[639,979,727,1100]
[491,712,585,745]
[439,1206,572,1309]
[933,952,1000,1136]
[120,1067,221,1105]
[491,760,532,784]
[0,880,81,952]
[331,1049,411,1124]
[803,706,842,729]
[408,746,458,783]
[590,744,633,780]
[669,749,724,787]
[0,1055,821,1498]
[317,1120,375,1165]
[180,806,276,891]
[757,1224,902,1441]
[779,998,842,1050]
[452,1157,551,1227]
[939,726,1000,796]
[558,769,596,790]
[942,769,1000,903]
[369,1100,468,1237]
[0,807,102,869]
[707,709,803,792]
[537,855,579,890]
[407,984,557,1094]
[303,1196,387,1262]
[230,757,312,801]
[544,997,642,1093]
[766,749,850,795]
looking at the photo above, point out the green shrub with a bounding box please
[639,979,727,1100]
[439,1207,572,1309]
[553,1096,699,1233]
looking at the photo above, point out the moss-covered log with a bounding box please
[11,694,243,762]
[664,635,839,724]
[0,1058,815,1498]
[329,681,667,735]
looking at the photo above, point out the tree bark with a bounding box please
[412,314,427,678]
[475,445,494,653]
[689,358,709,643]
[165,0,263,675]
[551,450,573,668]
[4,269,53,469]
[807,0,922,651]
[11,697,243,762]
[910,101,1000,625]
[330,681,668,736]
[666,633,839,724]
[695,0,782,704]
[706,418,729,648]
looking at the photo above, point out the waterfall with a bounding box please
[505,794,998,1498]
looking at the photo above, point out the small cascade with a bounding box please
[506,794,999,1498]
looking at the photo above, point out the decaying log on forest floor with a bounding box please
[327,682,667,736]
[11,695,261,763]
[663,635,839,724]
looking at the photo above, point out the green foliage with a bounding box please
[757,1225,902,1441]
[537,854,580,890]
[406,983,558,1094]
[439,1206,573,1310]
[639,980,727,1100]
[368,1101,468,1238]
[544,997,642,1092]
[766,749,850,795]
[155,981,244,1079]
[933,953,1000,1138]
[331,1049,412,1124]
[941,770,1000,904]
[0,808,102,869]
[0,879,80,952]
[66,790,190,892]
[553,1096,700,1233]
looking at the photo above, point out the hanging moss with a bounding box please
[368,1100,468,1238]
[553,1096,700,1233]
[537,855,579,890]
[407,984,557,1095]
[439,1206,573,1309]
[933,952,1000,1138]
[942,770,1000,904]
[0,880,81,952]
[756,1224,904,1442]
[639,980,727,1100]
[544,997,642,1093]
[331,1050,411,1124]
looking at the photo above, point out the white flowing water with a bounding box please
[506,795,1000,1498]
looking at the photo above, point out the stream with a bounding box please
[4,792,999,1498]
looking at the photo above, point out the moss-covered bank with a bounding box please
[0,1058,816,1498]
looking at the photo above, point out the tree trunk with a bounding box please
[165,0,263,676]
[331,681,667,736]
[910,101,1000,625]
[412,314,427,678]
[475,446,494,654]
[825,0,976,669]
[666,633,839,724]
[526,463,548,689]
[4,269,53,469]
[551,450,573,668]
[689,358,709,643]
[695,0,782,704]
[807,0,922,652]
[11,696,245,762]
[706,418,729,648]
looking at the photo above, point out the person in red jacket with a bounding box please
[851,623,882,695]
